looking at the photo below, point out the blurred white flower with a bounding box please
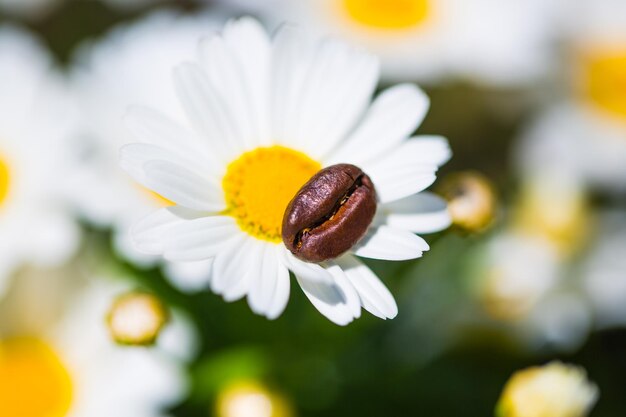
[0,0,62,19]
[0,26,80,298]
[496,362,598,417]
[0,272,195,417]
[472,175,592,351]
[224,0,562,84]
[71,11,227,292]
[121,17,451,325]
[517,104,626,193]
[517,0,626,192]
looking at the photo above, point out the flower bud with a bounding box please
[438,171,497,233]
[106,292,168,346]
[216,380,293,417]
[496,362,598,417]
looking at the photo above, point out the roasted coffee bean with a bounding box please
[282,163,377,262]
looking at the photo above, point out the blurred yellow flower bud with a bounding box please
[496,362,598,417]
[106,291,169,346]
[438,171,497,232]
[216,380,293,417]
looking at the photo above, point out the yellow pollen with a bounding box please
[222,146,321,242]
[0,153,11,208]
[342,0,430,30]
[579,48,626,121]
[0,337,73,417]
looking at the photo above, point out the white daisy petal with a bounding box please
[295,272,356,326]
[325,263,362,320]
[198,17,271,149]
[142,160,225,212]
[371,171,437,205]
[382,192,452,234]
[124,105,210,158]
[172,62,241,160]
[163,259,214,292]
[270,23,316,149]
[279,245,333,284]
[119,143,211,185]
[222,18,271,146]
[353,225,429,261]
[197,36,254,152]
[163,216,240,262]
[267,254,291,320]
[131,207,188,254]
[326,84,429,164]
[223,238,265,302]
[248,243,281,316]
[210,234,249,297]
[366,136,450,203]
[337,255,398,320]
[293,39,379,158]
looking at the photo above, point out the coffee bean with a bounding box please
[282,163,377,262]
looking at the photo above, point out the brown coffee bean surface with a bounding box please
[282,164,377,262]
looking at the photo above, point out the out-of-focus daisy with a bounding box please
[0,0,62,19]
[518,0,626,192]
[0,26,80,297]
[224,0,561,84]
[121,17,451,325]
[0,268,195,417]
[496,362,598,417]
[71,12,228,292]
[470,175,591,350]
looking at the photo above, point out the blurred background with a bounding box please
[1,0,626,416]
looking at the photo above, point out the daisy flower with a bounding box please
[71,12,228,292]
[222,0,562,84]
[0,26,80,297]
[0,269,195,417]
[474,231,591,351]
[121,17,452,325]
[470,174,592,350]
[517,0,626,192]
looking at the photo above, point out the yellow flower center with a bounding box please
[222,146,321,242]
[342,0,430,30]
[579,48,626,121]
[0,337,73,417]
[0,153,11,208]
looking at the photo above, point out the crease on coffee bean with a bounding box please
[293,174,365,251]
